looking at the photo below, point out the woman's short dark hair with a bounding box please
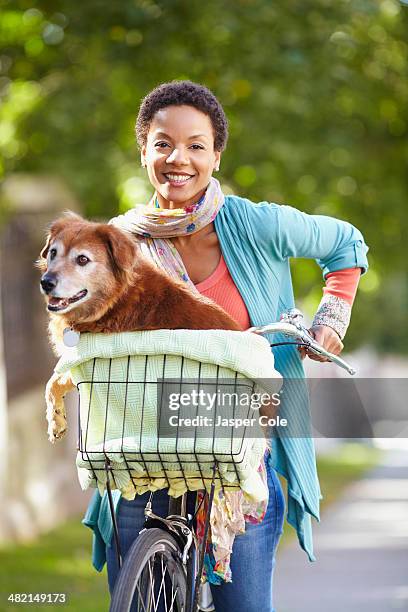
[136,80,228,151]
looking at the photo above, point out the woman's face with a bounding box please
[141,105,221,209]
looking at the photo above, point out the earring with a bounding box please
[141,161,146,168]
[214,166,220,172]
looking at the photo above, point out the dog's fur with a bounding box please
[38,212,241,441]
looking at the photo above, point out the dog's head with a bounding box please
[37,212,137,321]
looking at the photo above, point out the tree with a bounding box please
[1,0,407,352]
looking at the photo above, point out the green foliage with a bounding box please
[1,0,407,352]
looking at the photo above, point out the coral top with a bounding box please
[195,254,361,330]
[195,255,251,330]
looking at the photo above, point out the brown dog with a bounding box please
[38,212,241,441]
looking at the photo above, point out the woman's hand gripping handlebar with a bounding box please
[248,308,356,376]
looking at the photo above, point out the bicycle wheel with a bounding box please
[109,527,189,612]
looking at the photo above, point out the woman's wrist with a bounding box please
[312,294,352,340]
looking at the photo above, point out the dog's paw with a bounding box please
[46,405,67,443]
[47,412,67,442]
[45,371,73,442]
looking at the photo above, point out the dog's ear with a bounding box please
[34,232,52,271]
[35,211,85,269]
[40,211,84,259]
[39,233,52,261]
[97,225,137,283]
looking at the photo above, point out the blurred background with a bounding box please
[0,0,407,610]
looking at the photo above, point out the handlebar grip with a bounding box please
[306,341,356,375]
[248,323,356,375]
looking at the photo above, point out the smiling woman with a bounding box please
[141,105,221,209]
[86,80,369,612]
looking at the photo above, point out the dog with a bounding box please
[38,212,241,442]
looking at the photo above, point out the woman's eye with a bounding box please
[190,144,204,150]
[155,142,169,149]
[77,255,90,266]
[49,248,57,260]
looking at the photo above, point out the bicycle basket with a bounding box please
[56,330,281,500]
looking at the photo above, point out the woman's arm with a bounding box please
[246,201,369,359]
[254,202,369,274]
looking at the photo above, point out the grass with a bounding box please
[0,519,109,611]
[0,443,381,611]
[315,442,382,508]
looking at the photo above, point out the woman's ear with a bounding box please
[141,146,147,168]
[214,151,221,172]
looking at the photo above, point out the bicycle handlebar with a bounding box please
[249,308,356,376]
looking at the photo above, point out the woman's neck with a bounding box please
[171,222,215,249]
[154,187,207,210]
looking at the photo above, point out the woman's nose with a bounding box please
[166,147,188,165]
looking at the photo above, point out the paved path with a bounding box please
[274,449,408,612]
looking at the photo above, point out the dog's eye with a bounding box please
[76,255,90,266]
[50,248,57,260]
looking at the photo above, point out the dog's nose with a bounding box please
[40,273,57,294]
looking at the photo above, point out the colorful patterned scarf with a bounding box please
[109,177,224,290]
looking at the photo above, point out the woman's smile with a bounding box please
[162,172,195,188]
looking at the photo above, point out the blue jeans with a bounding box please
[107,458,285,612]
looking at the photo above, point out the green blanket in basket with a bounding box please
[55,329,282,502]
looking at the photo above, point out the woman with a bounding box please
[84,80,368,611]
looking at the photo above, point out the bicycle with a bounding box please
[78,309,355,612]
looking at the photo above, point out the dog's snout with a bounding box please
[40,273,57,294]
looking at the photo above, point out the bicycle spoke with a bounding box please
[156,554,180,612]
[170,571,178,612]
[153,555,166,611]
[161,555,168,611]
[134,567,149,612]
[147,557,158,612]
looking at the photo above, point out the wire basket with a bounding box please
[76,353,267,499]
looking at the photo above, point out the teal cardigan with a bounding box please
[83,196,369,570]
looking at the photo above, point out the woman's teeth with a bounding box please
[165,174,192,182]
